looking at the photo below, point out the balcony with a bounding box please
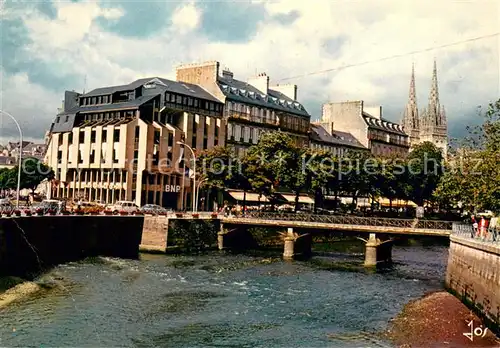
[227,110,278,126]
[368,132,409,147]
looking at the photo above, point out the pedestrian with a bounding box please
[471,215,478,238]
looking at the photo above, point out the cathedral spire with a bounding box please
[428,59,440,124]
[401,63,420,146]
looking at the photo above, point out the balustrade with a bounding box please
[239,212,453,230]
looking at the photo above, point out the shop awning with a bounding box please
[378,198,417,207]
[279,193,314,204]
[228,191,269,202]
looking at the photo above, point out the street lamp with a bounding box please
[195,177,208,212]
[0,110,23,209]
[177,141,196,212]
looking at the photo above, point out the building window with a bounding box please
[194,99,199,108]
[176,95,182,104]
[188,97,193,106]
[56,116,60,123]
[113,149,118,163]
[102,130,107,143]
[65,115,69,123]
[114,129,120,142]
[168,132,173,147]
[154,130,160,144]
[57,150,62,163]
[68,133,73,144]
[92,97,96,105]
[182,97,187,105]
[203,138,208,149]
[91,130,96,143]
[192,136,197,149]
[165,93,170,102]
[90,149,95,163]
[79,131,85,144]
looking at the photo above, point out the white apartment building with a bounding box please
[175,61,310,157]
[45,78,225,209]
[309,123,367,157]
[321,101,410,158]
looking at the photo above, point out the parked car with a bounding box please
[106,201,138,214]
[0,199,13,213]
[140,204,171,215]
[35,199,66,213]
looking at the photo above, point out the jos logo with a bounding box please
[463,320,488,342]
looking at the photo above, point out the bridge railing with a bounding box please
[237,212,453,230]
[452,222,499,242]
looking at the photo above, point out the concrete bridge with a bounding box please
[218,212,453,267]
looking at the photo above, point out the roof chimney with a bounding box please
[270,83,298,101]
[222,67,233,81]
[248,72,269,94]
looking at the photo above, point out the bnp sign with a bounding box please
[165,185,181,193]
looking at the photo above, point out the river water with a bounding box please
[0,244,448,347]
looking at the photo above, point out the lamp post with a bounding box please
[195,177,208,212]
[177,141,196,212]
[0,110,23,209]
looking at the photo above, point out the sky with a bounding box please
[0,0,499,144]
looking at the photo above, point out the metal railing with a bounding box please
[452,222,499,242]
[233,212,453,230]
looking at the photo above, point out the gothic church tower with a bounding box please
[401,60,448,157]
[401,64,420,147]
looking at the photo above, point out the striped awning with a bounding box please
[279,193,314,204]
[228,191,269,202]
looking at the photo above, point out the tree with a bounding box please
[435,99,500,214]
[302,149,335,212]
[197,146,239,208]
[241,148,274,204]
[248,132,305,212]
[17,157,55,194]
[406,142,444,207]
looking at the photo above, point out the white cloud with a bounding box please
[171,2,201,34]
[2,0,499,142]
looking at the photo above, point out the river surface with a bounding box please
[0,244,448,347]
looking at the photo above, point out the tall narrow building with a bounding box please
[401,60,448,157]
[401,63,420,147]
[420,60,448,157]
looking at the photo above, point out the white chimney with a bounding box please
[222,67,233,81]
[364,105,382,119]
[270,83,298,101]
[248,73,269,94]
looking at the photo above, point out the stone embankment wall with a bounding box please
[446,235,500,333]
[140,216,220,252]
[0,216,144,278]
[141,216,169,250]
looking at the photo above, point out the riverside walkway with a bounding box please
[221,212,453,236]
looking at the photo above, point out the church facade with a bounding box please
[401,61,448,157]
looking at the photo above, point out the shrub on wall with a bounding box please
[168,219,218,252]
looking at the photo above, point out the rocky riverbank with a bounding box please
[385,291,500,347]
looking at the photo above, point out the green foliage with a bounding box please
[0,157,54,192]
[168,219,218,251]
[197,130,462,213]
[405,142,444,206]
[434,99,500,214]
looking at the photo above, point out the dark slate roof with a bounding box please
[217,76,309,117]
[78,94,157,113]
[362,113,406,135]
[310,124,366,149]
[83,77,222,103]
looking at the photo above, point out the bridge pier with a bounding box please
[363,233,393,267]
[283,228,312,260]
